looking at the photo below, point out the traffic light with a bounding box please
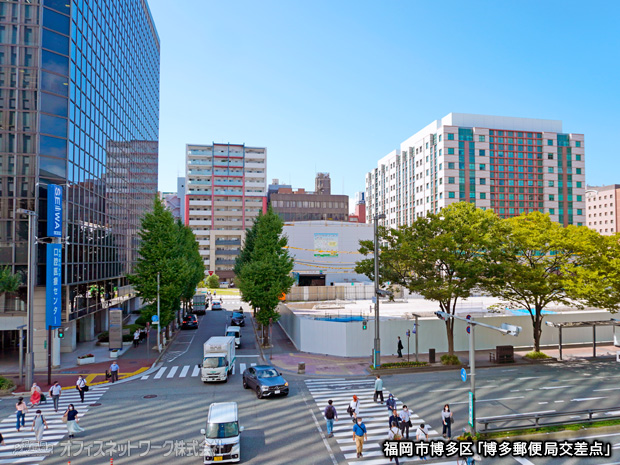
[362,320,367,330]
[57,328,64,338]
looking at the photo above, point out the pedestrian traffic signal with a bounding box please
[362,320,367,330]
[57,328,64,338]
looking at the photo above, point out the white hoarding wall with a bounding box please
[278,304,615,357]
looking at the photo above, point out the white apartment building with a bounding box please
[186,143,267,281]
[586,185,619,235]
[366,113,586,227]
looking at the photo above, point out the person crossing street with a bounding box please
[324,399,338,438]
[352,417,367,458]
[373,375,384,403]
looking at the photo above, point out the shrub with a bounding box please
[125,323,143,334]
[0,376,15,391]
[440,354,461,365]
[134,316,148,327]
[524,351,551,360]
[77,354,95,359]
[373,361,429,369]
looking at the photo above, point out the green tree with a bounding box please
[129,197,185,327]
[0,266,21,295]
[206,273,220,289]
[356,202,502,355]
[483,212,597,351]
[236,207,294,345]
[177,221,205,315]
[563,232,620,313]
[234,211,260,278]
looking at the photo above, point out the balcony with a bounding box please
[215,239,241,245]
[188,169,212,176]
[215,249,240,256]
[215,258,236,265]
[188,189,212,196]
[188,180,212,186]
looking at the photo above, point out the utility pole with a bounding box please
[157,272,161,352]
[373,213,386,369]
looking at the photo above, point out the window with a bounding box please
[577,209,583,215]
[576,154,581,161]
[576,181,583,188]
[548,167,554,173]
[547,153,554,160]
[576,141,581,147]
[439,135,442,142]
[479,178,486,185]
[448,177,455,184]
[447,134,454,140]
[448,162,455,169]
[480,192,486,199]
[549,195,555,201]
[576,168,582,174]
[448,148,454,155]
[549,208,555,215]
[448,192,455,198]
[479,150,485,156]
[479,135,485,142]
[548,181,554,187]
[479,164,485,170]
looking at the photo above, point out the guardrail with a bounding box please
[478,406,620,433]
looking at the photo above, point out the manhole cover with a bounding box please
[89,403,101,406]
[143,395,157,399]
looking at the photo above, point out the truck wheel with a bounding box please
[256,387,262,399]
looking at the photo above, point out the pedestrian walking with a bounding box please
[389,408,400,429]
[63,404,85,438]
[76,375,87,403]
[324,399,338,438]
[15,397,28,431]
[386,393,396,412]
[49,381,62,412]
[397,336,403,358]
[109,361,119,383]
[352,417,367,458]
[441,404,453,439]
[399,405,412,438]
[347,395,360,423]
[133,329,140,348]
[29,382,42,406]
[373,375,384,403]
[388,421,402,464]
[139,328,147,342]
[31,410,48,442]
[416,423,429,460]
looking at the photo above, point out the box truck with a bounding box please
[200,336,235,382]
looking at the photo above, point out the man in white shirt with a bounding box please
[49,381,62,412]
[76,375,87,403]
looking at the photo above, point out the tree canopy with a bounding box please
[0,266,21,295]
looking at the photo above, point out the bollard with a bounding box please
[429,348,436,364]
[298,362,305,374]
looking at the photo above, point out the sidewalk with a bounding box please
[263,321,620,376]
[1,318,169,393]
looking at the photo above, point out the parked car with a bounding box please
[231,310,245,327]
[211,301,223,311]
[242,364,289,398]
[181,314,198,330]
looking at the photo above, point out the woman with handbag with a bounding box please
[388,420,402,464]
[63,404,85,438]
[441,403,453,439]
[76,375,88,403]
[348,395,360,423]
[15,397,28,432]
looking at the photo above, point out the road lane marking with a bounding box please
[517,377,538,380]
[141,375,149,380]
[554,400,564,403]
[514,457,536,465]
[240,363,246,373]
[153,367,167,379]
[192,365,200,377]
[167,366,178,378]
[430,385,497,392]
[571,397,607,402]
[595,387,620,391]
[540,386,573,390]
[452,396,524,405]
[478,410,555,420]
[179,365,189,377]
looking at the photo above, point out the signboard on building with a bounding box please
[45,243,62,328]
[109,309,123,350]
[314,233,338,257]
[47,184,63,237]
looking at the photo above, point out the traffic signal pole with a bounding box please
[47,326,52,385]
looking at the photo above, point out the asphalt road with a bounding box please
[3,304,620,465]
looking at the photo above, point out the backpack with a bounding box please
[392,427,402,440]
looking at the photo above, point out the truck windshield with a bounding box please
[206,421,238,439]
[203,357,226,368]
[226,332,238,337]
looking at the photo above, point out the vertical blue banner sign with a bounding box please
[46,243,62,328]
[47,184,63,237]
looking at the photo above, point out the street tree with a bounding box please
[483,211,598,352]
[356,202,503,355]
[206,273,220,289]
[177,220,205,316]
[236,207,294,345]
[0,266,21,295]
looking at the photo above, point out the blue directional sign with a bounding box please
[151,315,159,323]
[460,367,467,382]
[47,184,63,237]
[45,243,62,328]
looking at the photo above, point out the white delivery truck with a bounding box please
[200,402,243,463]
[225,326,241,348]
[200,336,235,383]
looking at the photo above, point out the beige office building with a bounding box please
[586,185,619,235]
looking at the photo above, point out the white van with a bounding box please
[225,326,241,348]
[201,402,243,464]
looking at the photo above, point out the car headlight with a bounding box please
[261,386,268,391]
[284,382,289,387]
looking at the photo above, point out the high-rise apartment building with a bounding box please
[366,113,585,227]
[586,185,619,235]
[0,0,160,366]
[185,143,267,282]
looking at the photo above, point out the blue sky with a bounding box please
[149,0,620,199]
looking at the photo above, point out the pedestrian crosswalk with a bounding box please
[140,362,257,381]
[304,378,459,465]
[0,386,108,465]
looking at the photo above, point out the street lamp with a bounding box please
[373,213,386,368]
[15,208,37,390]
[435,310,521,435]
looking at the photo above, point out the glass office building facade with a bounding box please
[0,0,159,358]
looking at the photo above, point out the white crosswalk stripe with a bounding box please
[304,379,457,465]
[0,387,109,464]
[140,362,259,381]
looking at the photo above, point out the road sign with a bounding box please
[412,324,416,334]
[372,296,376,304]
[466,314,471,320]
[406,330,410,337]
[151,315,159,323]
[466,326,471,334]
[461,367,467,382]
[468,391,474,427]
[208,271,214,276]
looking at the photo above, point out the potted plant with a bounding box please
[109,349,120,359]
[77,353,95,365]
